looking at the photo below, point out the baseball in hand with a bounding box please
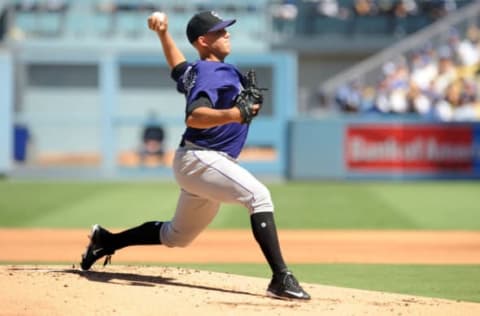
[152,11,166,23]
[148,11,167,32]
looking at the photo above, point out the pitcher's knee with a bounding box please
[250,184,274,213]
[160,222,195,248]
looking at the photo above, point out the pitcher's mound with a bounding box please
[1,265,478,316]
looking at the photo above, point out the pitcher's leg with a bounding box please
[160,188,220,247]
[108,221,163,250]
[175,150,288,275]
[176,150,273,214]
[250,211,288,274]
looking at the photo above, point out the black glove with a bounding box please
[235,70,266,124]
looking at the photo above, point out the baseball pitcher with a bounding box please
[80,10,310,301]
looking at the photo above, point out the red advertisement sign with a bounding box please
[346,125,473,172]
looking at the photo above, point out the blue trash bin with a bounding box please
[13,125,29,162]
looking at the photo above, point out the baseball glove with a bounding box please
[235,69,266,124]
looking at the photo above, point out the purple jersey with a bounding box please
[174,60,248,159]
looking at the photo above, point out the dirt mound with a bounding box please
[1,265,479,316]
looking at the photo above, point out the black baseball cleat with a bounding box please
[80,224,115,271]
[267,271,311,300]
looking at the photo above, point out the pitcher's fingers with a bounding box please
[147,17,155,30]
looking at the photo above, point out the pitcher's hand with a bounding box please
[148,12,168,34]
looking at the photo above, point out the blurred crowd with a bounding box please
[270,0,469,35]
[272,0,461,19]
[333,24,480,121]
[1,1,263,40]
[317,0,458,20]
[4,0,471,40]
[9,0,69,13]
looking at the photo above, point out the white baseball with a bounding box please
[152,11,166,22]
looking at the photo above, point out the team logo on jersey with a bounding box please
[183,65,197,97]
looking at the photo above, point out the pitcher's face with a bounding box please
[202,28,231,60]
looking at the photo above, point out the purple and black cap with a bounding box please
[186,11,236,44]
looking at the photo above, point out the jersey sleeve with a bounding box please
[186,94,213,117]
[172,61,192,94]
[171,61,189,82]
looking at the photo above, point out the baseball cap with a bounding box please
[186,11,236,44]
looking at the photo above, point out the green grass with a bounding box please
[1,180,480,303]
[1,180,479,229]
[0,181,180,227]
[174,263,480,303]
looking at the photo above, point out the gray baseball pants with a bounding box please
[160,143,274,247]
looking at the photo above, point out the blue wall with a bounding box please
[289,117,480,180]
[0,50,12,175]
[4,49,296,178]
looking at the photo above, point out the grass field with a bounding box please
[1,180,479,302]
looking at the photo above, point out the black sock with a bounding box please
[250,212,288,275]
[108,221,163,251]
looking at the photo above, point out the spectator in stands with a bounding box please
[45,0,66,12]
[376,0,395,16]
[433,81,462,121]
[431,50,457,96]
[387,82,410,113]
[390,0,419,35]
[317,0,339,17]
[393,0,418,17]
[335,80,363,112]
[448,26,480,69]
[139,111,166,166]
[317,0,349,19]
[348,0,380,36]
[409,48,437,91]
[381,59,412,113]
[422,0,456,21]
[353,0,378,16]
[15,1,38,12]
[407,80,434,115]
[96,1,116,13]
[332,21,480,122]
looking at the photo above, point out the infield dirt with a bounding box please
[1,229,480,315]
